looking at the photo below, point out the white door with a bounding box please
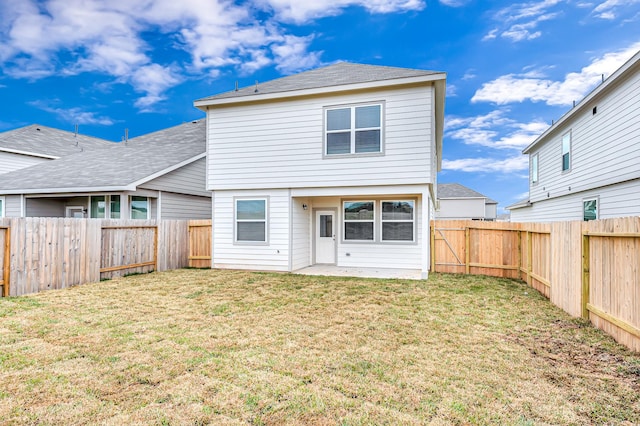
[65,206,85,218]
[315,210,336,264]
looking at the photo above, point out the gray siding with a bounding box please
[0,151,47,174]
[511,178,640,222]
[4,195,22,217]
[26,198,66,217]
[160,192,212,220]
[208,85,435,190]
[529,67,640,204]
[141,158,210,197]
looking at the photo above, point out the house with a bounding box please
[509,49,640,222]
[435,183,498,221]
[0,120,211,220]
[195,62,446,278]
[0,124,113,175]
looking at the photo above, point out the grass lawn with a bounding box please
[0,269,639,425]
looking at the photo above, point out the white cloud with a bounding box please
[488,0,562,42]
[28,100,114,125]
[442,156,528,173]
[472,42,640,106]
[255,0,425,24]
[0,0,426,109]
[446,110,548,150]
[439,0,470,6]
[593,0,640,19]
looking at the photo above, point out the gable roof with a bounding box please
[195,62,445,104]
[0,124,113,158]
[438,183,497,204]
[523,48,640,154]
[0,120,205,194]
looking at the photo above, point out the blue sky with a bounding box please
[1,0,639,213]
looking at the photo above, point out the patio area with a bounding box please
[294,264,424,280]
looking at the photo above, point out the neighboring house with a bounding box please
[0,120,211,220]
[435,183,498,221]
[0,124,113,175]
[509,49,640,222]
[195,62,446,278]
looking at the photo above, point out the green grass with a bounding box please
[0,269,638,425]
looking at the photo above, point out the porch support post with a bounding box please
[421,187,430,279]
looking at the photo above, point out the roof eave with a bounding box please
[194,73,447,109]
[523,49,640,154]
[0,185,136,195]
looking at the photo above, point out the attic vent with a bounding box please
[191,120,198,124]
[592,106,597,115]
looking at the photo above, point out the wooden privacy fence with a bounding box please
[0,217,204,297]
[188,220,212,268]
[432,218,640,352]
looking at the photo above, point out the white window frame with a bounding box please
[531,153,539,184]
[234,197,269,244]
[0,195,4,218]
[130,196,150,220]
[89,195,122,219]
[381,200,416,243]
[561,131,571,172]
[343,200,375,242]
[583,197,598,221]
[324,102,384,157]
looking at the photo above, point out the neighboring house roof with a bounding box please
[195,62,444,103]
[505,199,532,210]
[437,183,497,204]
[0,124,113,159]
[0,120,205,194]
[523,49,640,154]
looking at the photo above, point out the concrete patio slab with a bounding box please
[294,265,424,280]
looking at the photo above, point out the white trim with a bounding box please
[194,73,447,108]
[288,189,293,272]
[0,147,59,159]
[291,184,426,198]
[65,205,85,218]
[0,195,4,218]
[20,194,25,217]
[422,190,429,279]
[157,191,162,220]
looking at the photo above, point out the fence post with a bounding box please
[2,227,9,297]
[517,230,522,281]
[581,233,590,319]
[430,223,435,272]
[527,231,532,285]
[465,227,470,274]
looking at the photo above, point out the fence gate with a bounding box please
[188,220,212,268]
[430,225,466,274]
[0,226,9,297]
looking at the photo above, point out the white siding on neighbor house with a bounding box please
[4,195,22,217]
[511,178,640,222]
[485,203,498,220]
[207,85,435,190]
[213,189,290,271]
[0,151,47,175]
[528,68,640,204]
[436,198,486,220]
[291,197,311,271]
[140,158,210,197]
[159,192,211,220]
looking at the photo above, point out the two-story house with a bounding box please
[509,49,640,222]
[195,62,446,278]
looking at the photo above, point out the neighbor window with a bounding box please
[130,196,149,219]
[583,198,598,221]
[90,195,122,219]
[343,201,374,241]
[236,198,267,243]
[381,201,415,241]
[326,104,382,155]
[531,154,539,184]
[0,196,4,218]
[561,131,571,171]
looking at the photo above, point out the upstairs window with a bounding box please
[531,154,539,184]
[561,131,571,172]
[326,104,382,155]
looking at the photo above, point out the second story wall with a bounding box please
[528,64,640,203]
[0,151,47,175]
[207,84,435,190]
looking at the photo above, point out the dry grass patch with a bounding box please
[0,269,639,425]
